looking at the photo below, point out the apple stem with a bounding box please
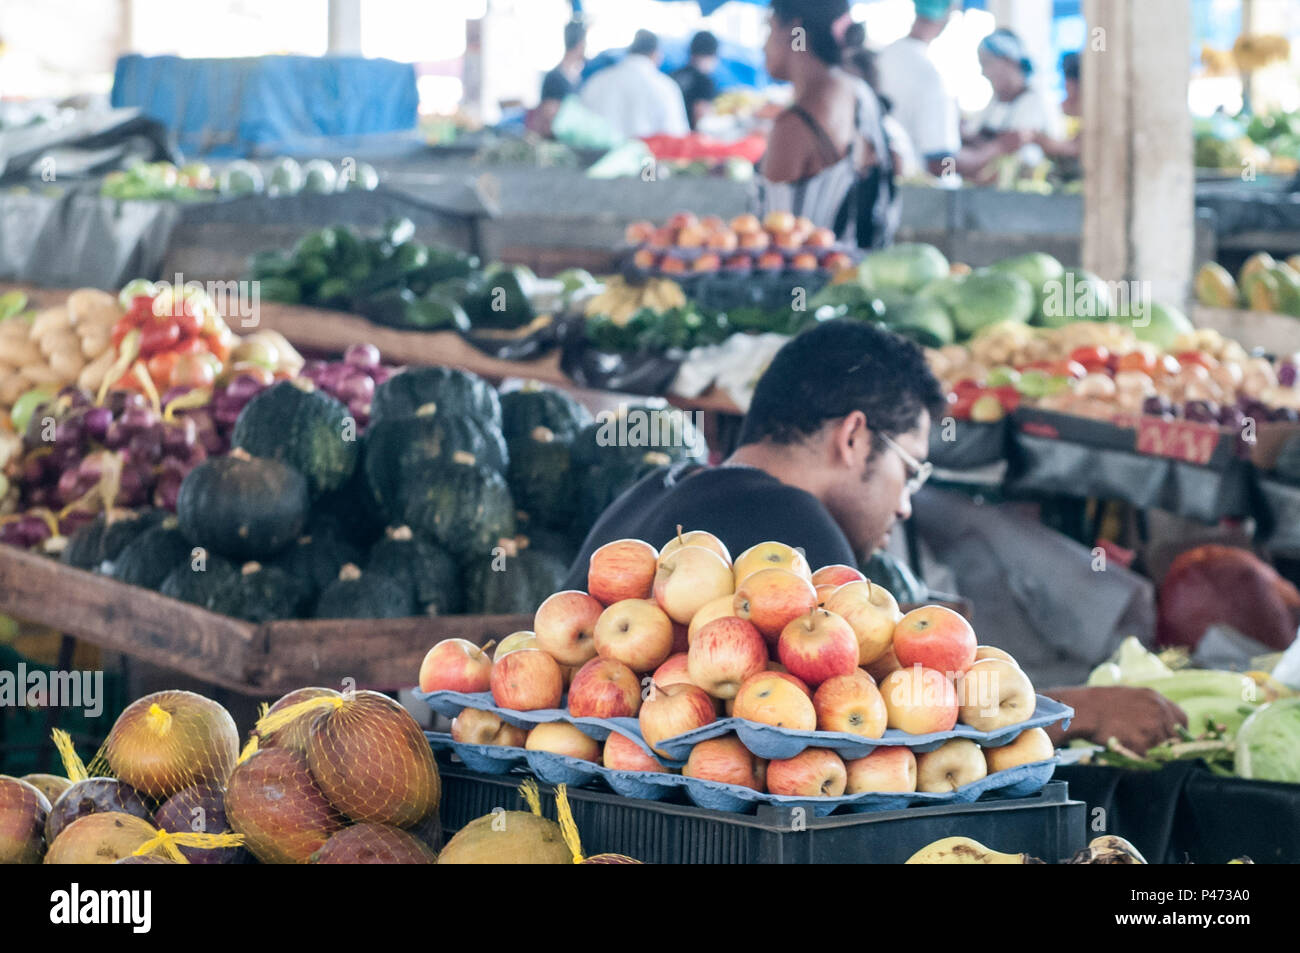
[806,605,817,627]
[865,578,874,601]
[481,639,496,656]
[675,524,684,547]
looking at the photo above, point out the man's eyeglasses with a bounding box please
[879,433,933,496]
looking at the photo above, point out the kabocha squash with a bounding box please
[464,539,568,615]
[270,531,363,604]
[206,561,308,622]
[365,525,462,615]
[399,460,516,558]
[500,384,592,441]
[507,427,577,530]
[62,507,163,571]
[313,563,416,619]
[575,450,675,538]
[109,522,195,590]
[231,380,359,497]
[311,467,385,549]
[569,403,707,470]
[177,450,309,560]
[370,366,502,429]
[159,550,239,606]
[363,411,507,519]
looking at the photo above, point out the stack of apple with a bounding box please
[418,529,1054,803]
[625,212,855,277]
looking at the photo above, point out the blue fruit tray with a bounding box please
[413,689,1073,762]
[426,731,1059,817]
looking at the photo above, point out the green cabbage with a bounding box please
[1234,697,1300,783]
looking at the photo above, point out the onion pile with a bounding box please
[299,343,398,432]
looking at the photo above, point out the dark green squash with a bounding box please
[369,366,501,429]
[398,460,516,558]
[313,563,416,619]
[177,450,309,560]
[310,466,385,549]
[506,426,577,530]
[109,521,195,590]
[270,531,363,603]
[206,561,308,622]
[365,525,461,615]
[500,384,592,442]
[159,549,240,606]
[574,450,675,538]
[464,539,568,615]
[231,379,360,498]
[858,550,928,605]
[363,409,508,519]
[62,515,107,570]
[569,403,707,470]
[78,508,169,573]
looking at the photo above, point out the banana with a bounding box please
[905,836,1043,864]
[1067,835,1147,864]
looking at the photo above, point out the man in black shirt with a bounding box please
[533,20,587,138]
[563,319,1187,752]
[671,31,720,131]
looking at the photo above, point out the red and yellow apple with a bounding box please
[777,608,860,687]
[418,638,493,694]
[893,605,978,676]
[450,708,526,747]
[845,746,917,794]
[974,645,1019,665]
[683,735,766,791]
[916,738,987,793]
[732,671,815,731]
[493,630,537,661]
[593,598,675,673]
[865,645,903,681]
[587,539,658,605]
[534,590,604,666]
[811,564,866,589]
[824,579,902,666]
[653,545,734,624]
[984,727,1054,773]
[957,658,1036,731]
[879,665,958,734]
[687,593,737,643]
[732,541,812,586]
[639,682,717,758]
[652,652,694,689]
[603,730,666,773]
[567,657,642,718]
[658,529,732,568]
[687,617,769,699]
[489,648,564,711]
[812,670,887,738]
[733,568,819,643]
[766,748,847,797]
[525,722,601,762]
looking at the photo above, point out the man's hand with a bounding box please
[1043,686,1188,754]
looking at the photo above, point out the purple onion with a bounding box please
[18,515,52,546]
[213,402,242,429]
[77,454,105,483]
[56,470,84,504]
[1271,406,1299,423]
[117,466,150,507]
[103,421,131,450]
[83,407,113,442]
[53,416,84,449]
[49,446,81,473]
[1142,395,1173,419]
[344,343,381,370]
[127,430,163,466]
[161,418,197,455]
[301,359,328,380]
[1218,406,1245,429]
[25,487,50,509]
[1184,399,1220,423]
[315,363,348,394]
[370,365,399,386]
[182,442,208,467]
[106,391,148,417]
[118,405,160,434]
[335,372,375,405]
[223,374,267,404]
[59,511,96,536]
[57,386,92,410]
[0,523,26,547]
[1278,362,1297,388]
[159,386,193,408]
[20,456,47,486]
[153,472,183,511]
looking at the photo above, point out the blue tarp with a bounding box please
[111,54,418,159]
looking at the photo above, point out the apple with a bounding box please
[724,253,753,272]
[676,224,707,249]
[639,683,717,758]
[845,746,917,794]
[756,250,784,270]
[687,593,737,644]
[766,748,847,797]
[791,252,819,271]
[777,609,860,688]
[824,580,902,666]
[805,227,836,249]
[974,645,1019,666]
[489,649,564,711]
[893,605,977,676]
[534,590,604,666]
[821,251,855,273]
[812,670,887,738]
[763,211,796,234]
[653,545,734,625]
[773,229,803,252]
[659,255,687,275]
[732,671,816,731]
[879,665,958,734]
[730,213,762,235]
[985,727,1054,773]
[687,617,768,700]
[450,708,527,747]
[632,248,658,270]
[732,541,812,586]
[567,657,643,718]
[493,630,537,661]
[811,564,866,589]
[916,738,987,793]
[668,211,699,231]
[706,230,739,253]
[658,528,732,567]
[525,722,601,763]
[593,598,675,673]
[418,638,493,694]
[603,731,666,773]
[865,644,903,681]
[733,568,819,643]
[648,226,676,249]
[699,215,726,233]
[814,584,838,605]
[692,253,721,273]
[587,539,658,605]
[957,658,1036,731]
[624,221,655,244]
[652,652,694,689]
[739,230,772,252]
[683,735,766,791]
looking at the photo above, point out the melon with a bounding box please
[44,812,159,865]
[436,811,571,864]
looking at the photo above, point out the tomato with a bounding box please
[1154,354,1181,378]
[1038,359,1087,380]
[129,295,157,318]
[947,390,979,420]
[991,385,1022,412]
[1116,351,1157,375]
[1175,350,1218,370]
[1069,346,1110,374]
[202,330,231,365]
[172,307,203,339]
[171,352,217,389]
[139,320,181,357]
[171,335,206,356]
[111,312,146,350]
[950,378,983,396]
[147,351,178,387]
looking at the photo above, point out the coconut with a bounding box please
[311,822,437,864]
[45,778,153,844]
[260,686,342,753]
[304,690,440,827]
[154,782,245,864]
[44,812,159,864]
[21,773,72,804]
[226,746,344,864]
[0,776,52,864]
[436,811,571,864]
[103,690,240,799]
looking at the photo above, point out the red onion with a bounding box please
[17,515,52,546]
[119,406,160,434]
[83,407,113,442]
[107,391,148,417]
[336,372,375,405]
[161,418,197,454]
[77,454,105,482]
[223,374,267,404]
[56,469,84,504]
[301,359,328,380]
[117,466,150,507]
[370,365,400,386]
[160,386,193,408]
[1278,362,1297,388]
[344,343,381,370]
[57,386,92,410]
[153,472,183,511]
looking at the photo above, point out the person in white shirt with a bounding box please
[579,30,690,139]
[875,0,961,179]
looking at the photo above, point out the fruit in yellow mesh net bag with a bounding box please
[154,782,244,864]
[45,778,153,843]
[102,690,240,800]
[226,746,345,864]
[436,810,571,865]
[44,811,160,864]
[259,686,342,753]
[0,776,51,864]
[115,854,179,864]
[303,690,440,827]
[311,822,437,864]
[20,773,71,804]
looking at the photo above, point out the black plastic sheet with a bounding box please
[928,419,1009,470]
[0,108,175,183]
[560,328,684,396]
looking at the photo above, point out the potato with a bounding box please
[48,348,85,381]
[38,331,80,359]
[0,318,31,341]
[29,307,71,340]
[19,364,63,386]
[77,349,116,392]
[78,326,111,359]
[66,289,121,329]
[0,373,34,406]
[0,338,42,367]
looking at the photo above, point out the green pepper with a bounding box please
[294,228,336,260]
[314,277,352,310]
[256,277,301,304]
[293,256,330,291]
[248,250,296,281]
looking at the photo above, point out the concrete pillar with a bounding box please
[327,0,363,55]
[1081,0,1194,308]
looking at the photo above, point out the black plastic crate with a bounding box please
[438,762,1087,864]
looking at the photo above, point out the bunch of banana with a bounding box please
[583,276,686,326]
[1067,835,1147,864]
[905,836,1044,864]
